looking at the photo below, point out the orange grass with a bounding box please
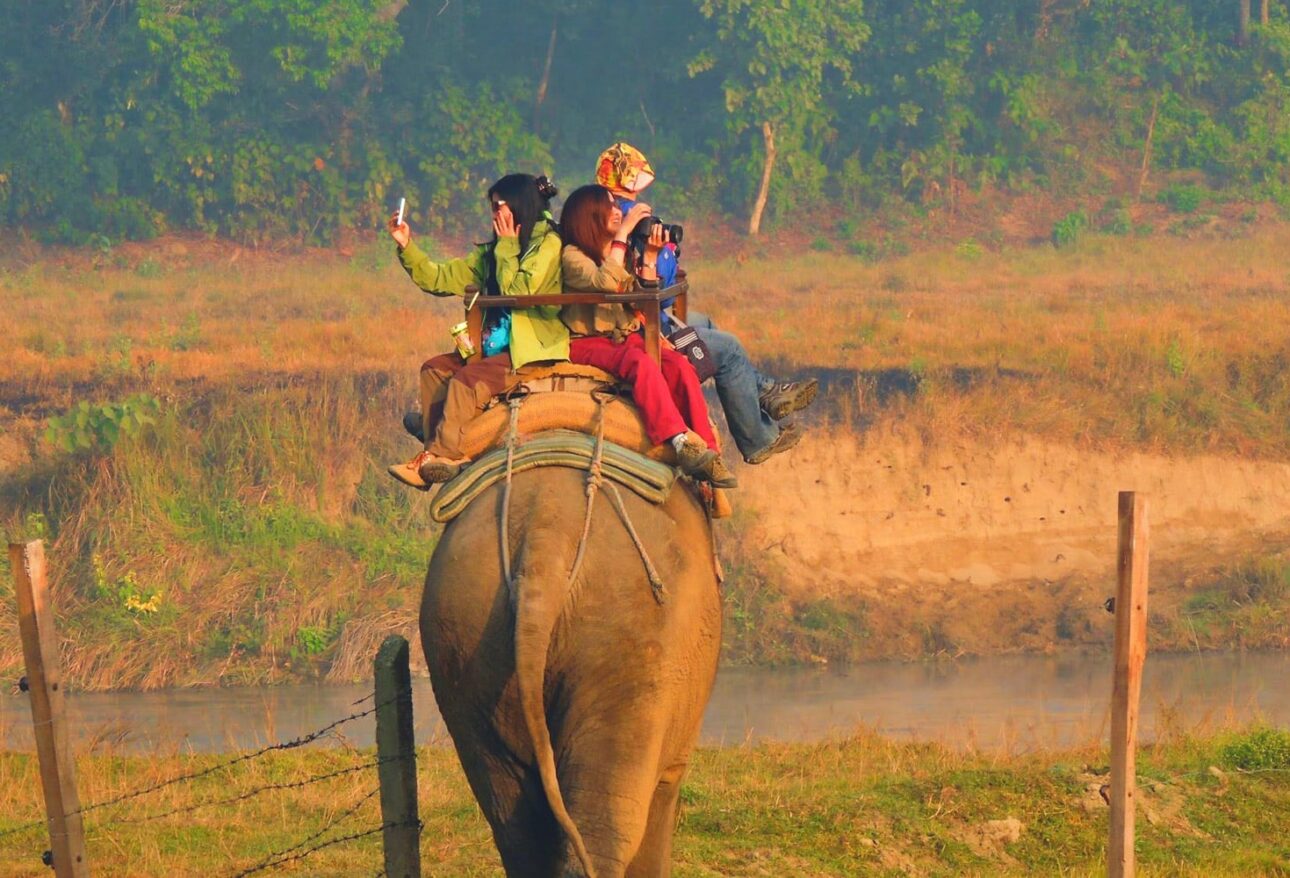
[6,227,1290,456]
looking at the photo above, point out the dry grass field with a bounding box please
[2,225,1290,686]
[1,724,1287,876]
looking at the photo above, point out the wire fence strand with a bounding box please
[228,786,391,877]
[0,690,388,843]
[88,755,409,830]
[67,692,388,820]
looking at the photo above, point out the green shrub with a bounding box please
[1051,211,1088,248]
[1158,183,1206,214]
[810,237,833,252]
[45,394,161,452]
[847,239,878,260]
[954,238,983,259]
[1100,208,1132,236]
[1220,727,1290,771]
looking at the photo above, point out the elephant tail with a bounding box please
[512,556,597,878]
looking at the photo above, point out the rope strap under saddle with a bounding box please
[498,389,666,604]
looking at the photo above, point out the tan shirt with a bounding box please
[559,245,641,338]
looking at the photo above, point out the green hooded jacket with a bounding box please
[396,216,569,369]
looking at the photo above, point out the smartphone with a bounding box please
[395,197,406,226]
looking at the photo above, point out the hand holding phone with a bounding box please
[388,198,411,249]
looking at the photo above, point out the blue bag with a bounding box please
[482,310,511,357]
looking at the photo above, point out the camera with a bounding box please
[628,215,683,248]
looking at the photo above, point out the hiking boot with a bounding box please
[744,422,802,465]
[674,431,719,477]
[387,450,435,491]
[701,455,739,489]
[402,410,425,443]
[417,453,471,484]
[759,378,819,421]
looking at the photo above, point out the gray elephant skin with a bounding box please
[420,466,722,877]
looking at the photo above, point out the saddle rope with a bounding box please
[497,387,666,603]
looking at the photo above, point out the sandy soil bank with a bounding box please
[732,427,1290,656]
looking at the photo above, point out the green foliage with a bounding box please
[1051,211,1088,248]
[92,554,164,617]
[1220,727,1290,771]
[45,394,161,453]
[1159,183,1207,213]
[1165,337,1187,378]
[5,1,1290,239]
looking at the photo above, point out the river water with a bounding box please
[1,652,1286,755]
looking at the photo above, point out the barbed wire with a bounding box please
[89,754,409,830]
[0,689,390,843]
[67,691,389,820]
[228,785,404,877]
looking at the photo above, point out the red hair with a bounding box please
[560,184,615,266]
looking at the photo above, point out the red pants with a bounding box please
[569,335,717,448]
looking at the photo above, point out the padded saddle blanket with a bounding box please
[429,429,679,524]
[457,374,677,465]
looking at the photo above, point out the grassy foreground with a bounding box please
[0,726,1288,876]
[5,227,1290,685]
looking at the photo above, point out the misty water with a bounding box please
[2,652,1287,755]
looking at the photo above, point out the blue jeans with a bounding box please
[685,310,779,461]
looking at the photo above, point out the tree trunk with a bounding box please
[376,0,407,22]
[1136,93,1160,200]
[1261,0,1270,26]
[1239,0,1251,46]
[533,17,558,134]
[748,121,776,236]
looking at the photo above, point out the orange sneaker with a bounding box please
[387,450,435,491]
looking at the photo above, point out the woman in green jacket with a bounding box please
[388,173,568,489]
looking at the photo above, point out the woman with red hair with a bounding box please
[559,183,735,488]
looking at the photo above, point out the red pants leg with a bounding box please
[658,346,718,448]
[569,336,688,446]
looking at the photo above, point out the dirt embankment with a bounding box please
[733,427,1290,657]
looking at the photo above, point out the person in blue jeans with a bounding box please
[594,142,817,463]
[682,309,817,463]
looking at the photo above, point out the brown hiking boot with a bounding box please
[417,453,471,484]
[701,455,738,489]
[387,450,434,491]
[744,422,802,465]
[674,431,718,477]
[759,378,819,421]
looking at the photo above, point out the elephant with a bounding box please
[419,464,722,877]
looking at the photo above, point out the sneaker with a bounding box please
[387,450,434,491]
[402,410,425,443]
[674,431,719,476]
[744,422,802,465]
[417,453,471,484]
[759,378,819,421]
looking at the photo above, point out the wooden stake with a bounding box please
[9,541,90,878]
[374,635,421,878]
[1108,493,1149,878]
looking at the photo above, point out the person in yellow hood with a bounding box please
[593,143,817,465]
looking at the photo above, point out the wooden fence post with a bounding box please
[374,635,421,877]
[1108,493,1149,878]
[9,540,90,878]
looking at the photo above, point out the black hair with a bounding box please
[482,173,559,294]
